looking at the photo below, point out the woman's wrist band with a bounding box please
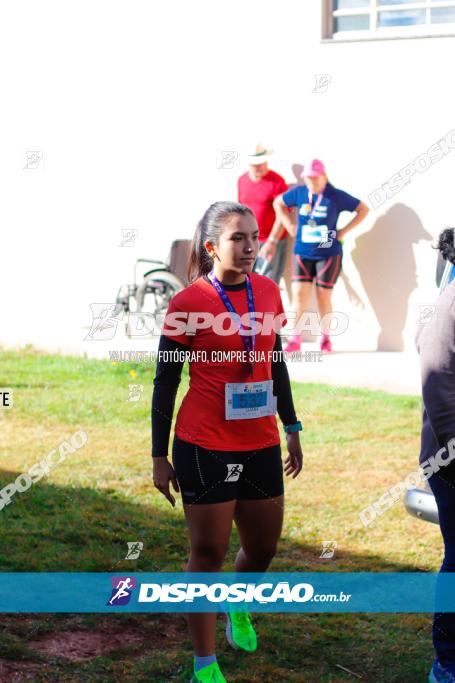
[283,421,302,434]
[268,235,279,244]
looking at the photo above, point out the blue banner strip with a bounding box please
[0,572,452,613]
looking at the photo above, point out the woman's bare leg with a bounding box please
[291,282,314,338]
[315,286,333,335]
[183,500,236,655]
[233,496,284,572]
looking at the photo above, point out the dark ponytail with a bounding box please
[187,201,255,284]
[435,227,455,265]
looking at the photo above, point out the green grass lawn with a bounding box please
[0,348,442,682]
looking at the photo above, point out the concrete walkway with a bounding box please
[10,322,422,396]
[285,344,421,396]
[275,281,422,396]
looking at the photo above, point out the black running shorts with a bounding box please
[172,434,284,505]
[292,254,342,289]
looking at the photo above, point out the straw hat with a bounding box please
[246,143,273,165]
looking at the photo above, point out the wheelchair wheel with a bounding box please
[134,270,183,317]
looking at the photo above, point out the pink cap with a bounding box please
[301,159,326,178]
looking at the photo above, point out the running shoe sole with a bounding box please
[225,616,238,650]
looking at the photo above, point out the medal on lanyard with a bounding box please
[306,189,324,228]
[207,269,256,376]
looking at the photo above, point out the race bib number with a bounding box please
[225,380,276,420]
[301,223,329,244]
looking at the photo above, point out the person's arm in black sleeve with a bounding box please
[151,334,188,458]
[271,332,298,425]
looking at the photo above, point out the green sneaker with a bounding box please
[226,611,257,652]
[190,659,227,682]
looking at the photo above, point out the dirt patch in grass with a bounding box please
[28,617,186,662]
[0,615,188,681]
[29,628,143,662]
[0,660,45,682]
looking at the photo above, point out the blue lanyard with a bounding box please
[207,269,256,376]
[308,189,324,219]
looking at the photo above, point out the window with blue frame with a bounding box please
[326,0,455,38]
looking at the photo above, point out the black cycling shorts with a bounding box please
[292,254,342,289]
[172,434,284,505]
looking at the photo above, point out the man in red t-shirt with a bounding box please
[237,143,288,285]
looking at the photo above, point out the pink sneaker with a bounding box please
[320,335,332,353]
[285,337,301,352]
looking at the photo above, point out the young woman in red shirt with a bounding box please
[152,201,303,683]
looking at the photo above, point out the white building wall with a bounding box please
[1,0,453,354]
